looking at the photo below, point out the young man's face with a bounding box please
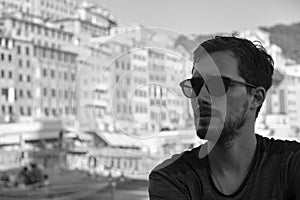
[191,50,252,144]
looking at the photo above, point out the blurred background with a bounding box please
[0,0,299,199]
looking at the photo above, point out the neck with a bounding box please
[207,125,257,175]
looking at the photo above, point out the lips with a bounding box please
[195,106,219,118]
[200,110,211,117]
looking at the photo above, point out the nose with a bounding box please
[191,85,211,109]
[198,85,211,105]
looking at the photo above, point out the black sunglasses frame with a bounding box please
[179,76,257,98]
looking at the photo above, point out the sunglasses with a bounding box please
[179,76,257,98]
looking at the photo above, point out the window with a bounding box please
[19,74,22,81]
[44,108,49,116]
[42,48,46,57]
[52,89,56,97]
[27,75,30,82]
[1,105,5,115]
[8,54,11,62]
[27,90,31,98]
[26,47,30,55]
[17,46,21,54]
[1,53,4,61]
[51,70,55,78]
[33,47,37,57]
[58,71,62,79]
[43,88,47,96]
[26,60,30,68]
[20,107,24,115]
[27,107,31,116]
[126,78,130,85]
[58,52,61,61]
[64,72,68,80]
[0,70,4,78]
[43,69,47,77]
[65,91,68,99]
[19,59,22,67]
[65,106,69,115]
[31,24,35,32]
[64,53,68,62]
[8,71,12,79]
[19,89,23,97]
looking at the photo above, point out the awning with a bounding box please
[64,131,93,141]
[0,131,59,144]
[0,130,93,145]
[96,132,144,148]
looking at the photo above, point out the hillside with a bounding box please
[176,22,300,64]
[260,22,300,64]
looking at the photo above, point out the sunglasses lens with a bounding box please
[180,77,231,98]
[190,79,203,97]
[206,77,230,96]
[180,79,203,98]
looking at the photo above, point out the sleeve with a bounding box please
[290,149,300,200]
[148,171,189,200]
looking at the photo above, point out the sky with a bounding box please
[83,0,300,35]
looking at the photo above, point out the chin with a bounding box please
[194,116,225,140]
[196,128,207,140]
[196,126,222,141]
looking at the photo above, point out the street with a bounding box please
[85,179,149,200]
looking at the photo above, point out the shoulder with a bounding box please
[148,146,205,200]
[150,145,205,178]
[257,134,300,155]
[148,145,207,188]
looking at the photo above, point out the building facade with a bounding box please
[0,0,76,20]
[0,12,77,123]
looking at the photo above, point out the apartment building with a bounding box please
[68,42,113,132]
[54,1,117,41]
[0,0,76,20]
[0,37,15,122]
[285,65,300,131]
[0,12,77,122]
[130,48,150,134]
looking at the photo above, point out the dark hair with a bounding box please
[193,36,274,118]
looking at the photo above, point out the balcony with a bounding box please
[86,99,107,108]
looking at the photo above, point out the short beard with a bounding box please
[196,101,249,148]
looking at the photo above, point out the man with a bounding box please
[148,36,300,199]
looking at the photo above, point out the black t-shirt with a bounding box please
[149,134,300,200]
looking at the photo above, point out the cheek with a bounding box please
[191,99,199,114]
[213,94,246,120]
[226,95,248,116]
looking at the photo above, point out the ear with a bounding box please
[250,87,266,110]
